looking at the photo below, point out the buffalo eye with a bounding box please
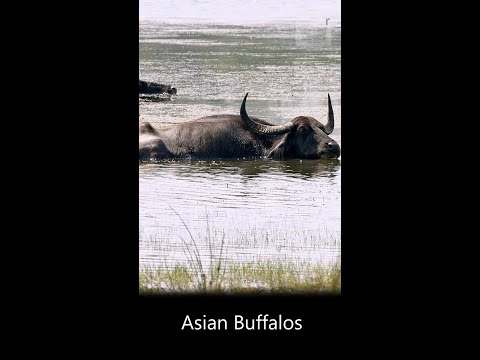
[297,125,308,134]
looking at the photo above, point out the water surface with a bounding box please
[140,0,341,25]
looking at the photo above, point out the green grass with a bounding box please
[139,260,341,295]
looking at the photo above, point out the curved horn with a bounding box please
[324,93,334,135]
[240,93,294,135]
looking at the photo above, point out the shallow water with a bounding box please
[139,16,341,276]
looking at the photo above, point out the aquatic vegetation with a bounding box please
[139,260,340,294]
[139,210,340,295]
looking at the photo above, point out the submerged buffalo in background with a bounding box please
[139,80,177,95]
[139,93,340,160]
[139,94,175,102]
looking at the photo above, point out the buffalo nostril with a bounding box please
[326,142,340,154]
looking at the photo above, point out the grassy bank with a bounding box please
[139,260,340,295]
[140,208,340,294]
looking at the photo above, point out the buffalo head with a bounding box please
[240,93,340,159]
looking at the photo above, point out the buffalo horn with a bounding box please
[324,93,334,135]
[240,93,294,135]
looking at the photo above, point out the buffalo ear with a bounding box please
[267,134,290,159]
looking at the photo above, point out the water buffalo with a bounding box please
[139,94,175,102]
[139,93,340,160]
[139,80,177,95]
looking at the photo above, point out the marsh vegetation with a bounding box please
[139,209,340,294]
[139,260,340,294]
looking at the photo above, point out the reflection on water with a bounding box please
[140,158,340,178]
[139,20,341,276]
[139,159,341,270]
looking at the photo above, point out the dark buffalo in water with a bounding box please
[139,94,175,102]
[139,80,177,95]
[139,93,340,160]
